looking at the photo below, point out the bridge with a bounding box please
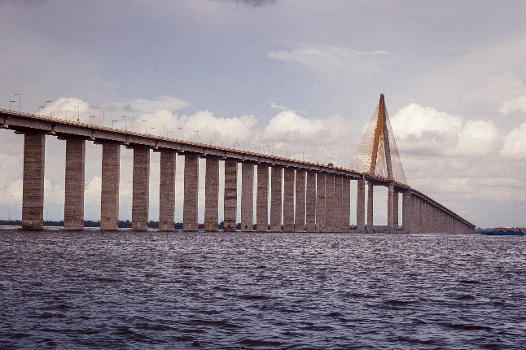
[0,94,475,233]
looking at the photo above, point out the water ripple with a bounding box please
[0,230,524,349]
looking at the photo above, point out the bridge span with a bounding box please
[0,95,475,233]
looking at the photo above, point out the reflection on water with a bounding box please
[1,230,524,349]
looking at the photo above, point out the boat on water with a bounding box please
[483,227,524,236]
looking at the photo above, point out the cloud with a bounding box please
[390,103,499,157]
[212,0,276,7]
[387,102,525,226]
[110,96,190,115]
[37,97,90,121]
[269,46,393,74]
[501,122,526,159]
[0,179,22,205]
[0,0,46,6]
[485,73,525,105]
[499,95,526,114]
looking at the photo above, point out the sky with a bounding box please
[0,0,524,228]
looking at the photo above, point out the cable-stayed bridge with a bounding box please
[0,94,474,233]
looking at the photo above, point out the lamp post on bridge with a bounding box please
[9,100,16,110]
[121,115,128,130]
[178,127,183,140]
[14,93,21,111]
[112,119,118,128]
[45,100,52,117]
[89,115,96,124]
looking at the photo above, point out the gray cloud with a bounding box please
[0,0,46,6]
[212,0,276,7]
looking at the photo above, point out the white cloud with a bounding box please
[499,95,526,114]
[501,122,526,159]
[391,103,499,157]
[113,96,190,114]
[269,46,393,74]
[37,97,90,121]
[0,179,22,205]
[44,178,64,205]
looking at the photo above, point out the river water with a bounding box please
[1,229,525,349]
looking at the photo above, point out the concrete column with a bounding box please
[241,162,254,231]
[223,159,237,231]
[356,178,365,231]
[270,166,282,232]
[22,132,45,230]
[333,175,343,232]
[100,143,120,231]
[256,164,269,232]
[295,169,306,232]
[325,174,335,232]
[283,167,295,232]
[393,191,399,229]
[316,172,326,232]
[132,147,150,231]
[441,211,448,233]
[414,197,421,233]
[183,153,198,231]
[159,150,176,231]
[305,171,316,232]
[204,156,219,231]
[425,203,430,233]
[419,200,425,232]
[424,202,429,233]
[341,177,350,232]
[402,192,411,233]
[413,200,422,233]
[367,182,374,231]
[64,138,85,231]
[387,183,395,228]
[431,206,438,233]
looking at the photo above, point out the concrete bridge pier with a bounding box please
[333,175,342,232]
[132,146,150,231]
[356,178,365,231]
[241,162,254,231]
[64,138,85,231]
[22,132,46,230]
[256,164,268,232]
[158,150,176,231]
[425,202,431,233]
[393,190,399,229]
[204,156,219,231]
[325,174,335,232]
[100,143,120,231]
[316,172,326,232]
[367,182,374,231]
[341,177,350,232]
[183,153,199,231]
[402,192,412,233]
[283,167,294,232]
[387,182,395,229]
[223,159,237,232]
[295,169,306,232]
[441,211,448,233]
[270,167,282,232]
[305,171,316,232]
